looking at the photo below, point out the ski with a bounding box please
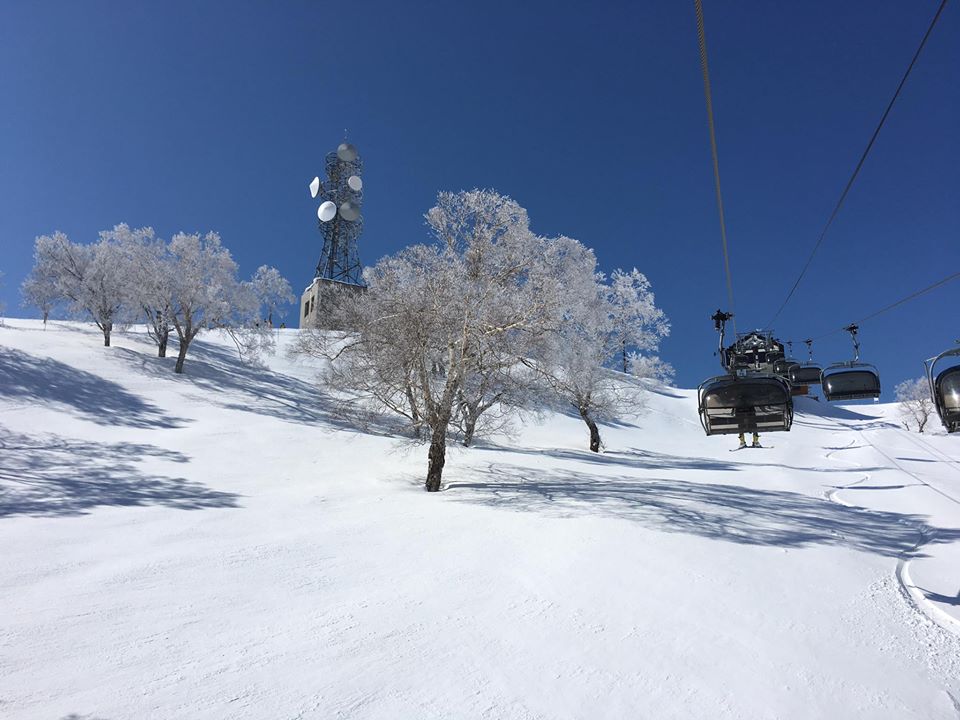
[730,445,773,452]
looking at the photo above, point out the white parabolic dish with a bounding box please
[339,201,360,221]
[317,201,337,222]
[337,143,358,162]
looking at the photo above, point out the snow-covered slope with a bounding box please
[1,319,959,719]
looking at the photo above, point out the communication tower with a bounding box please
[300,142,366,327]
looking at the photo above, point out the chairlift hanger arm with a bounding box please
[925,342,960,391]
[711,310,734,370]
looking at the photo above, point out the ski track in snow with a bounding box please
[820,416,960,642]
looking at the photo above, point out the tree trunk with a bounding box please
[174,338,190,374]
[158,329,168,358]
[405,383,421,438]
[622,340,628,373]
[425,426,447,492]
[462,414,477,447]
[102,321,112,347]
[579,406,601,453]
[42,310,49,328]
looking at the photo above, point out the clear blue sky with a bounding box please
[1,0,957,399]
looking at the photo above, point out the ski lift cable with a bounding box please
[765,0,950,330]
[694,0,737,337]
[793,270,960,344]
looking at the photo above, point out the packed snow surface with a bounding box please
[2,319,959,719]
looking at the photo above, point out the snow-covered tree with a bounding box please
[532,241,670,452]
[300,190,556,491]
[249,265,295,326]
[608,268,671,372]
[627,352,675,384]
[895,378,934,433]
[454,342,535,447]
[165,231,245,374]
[26,231,130,346]
[21,268,60,327]
[103,224,175,357]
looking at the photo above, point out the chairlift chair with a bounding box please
[789,339,823,385]
[773,358,799,378]
[698,373,794,435]
[698,312,794,435]
[790,365,823,385]
[924,344,960,433]
[821,325,881,402]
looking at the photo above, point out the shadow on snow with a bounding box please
[114,339,406,437]
[446,463,958,558]
[0,428,239,518]
[0,346,185,429]
[471,444,887,476]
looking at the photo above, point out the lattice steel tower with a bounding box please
[308,142,364,285]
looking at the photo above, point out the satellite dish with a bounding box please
[309,176,320,198]
[347,175,363,192]
[338,201,360,221]
[317,201,337,222]
[337,143,358,162]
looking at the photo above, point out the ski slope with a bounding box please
[1,319,959,719]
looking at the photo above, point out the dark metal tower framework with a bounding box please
[312,143,364,285]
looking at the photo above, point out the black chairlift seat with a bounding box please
[772,359,799,378]
[933,366,960,433]
[821,364,881,401]
[698,374,793,436]
[790,364,823,385]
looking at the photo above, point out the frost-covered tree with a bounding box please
[895,378,934,433]
[299,190,556,491]
[627,352,675,384]
[608,268,671,372]
[533,241,670,452]
[250,265,295,326]
[454,342,534,447]
[21,268,60,327]
[165,231,245,374]
[105,224,175,357]
[26,231,130,346]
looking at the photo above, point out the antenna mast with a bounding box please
[309,142,365,285]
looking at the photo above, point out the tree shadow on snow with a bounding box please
[0,428,239,518]
[0,346,185,429]
[446,464,958,557]
[474,444,886,476]
[114,340,405,437]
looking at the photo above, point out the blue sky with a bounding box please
[1,0,957,398]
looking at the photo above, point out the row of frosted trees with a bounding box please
[21,224,293,373]
[294,190,672,491]
[19,191,669,490]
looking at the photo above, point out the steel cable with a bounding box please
[694,0,737,336]
[766,0,950,329]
